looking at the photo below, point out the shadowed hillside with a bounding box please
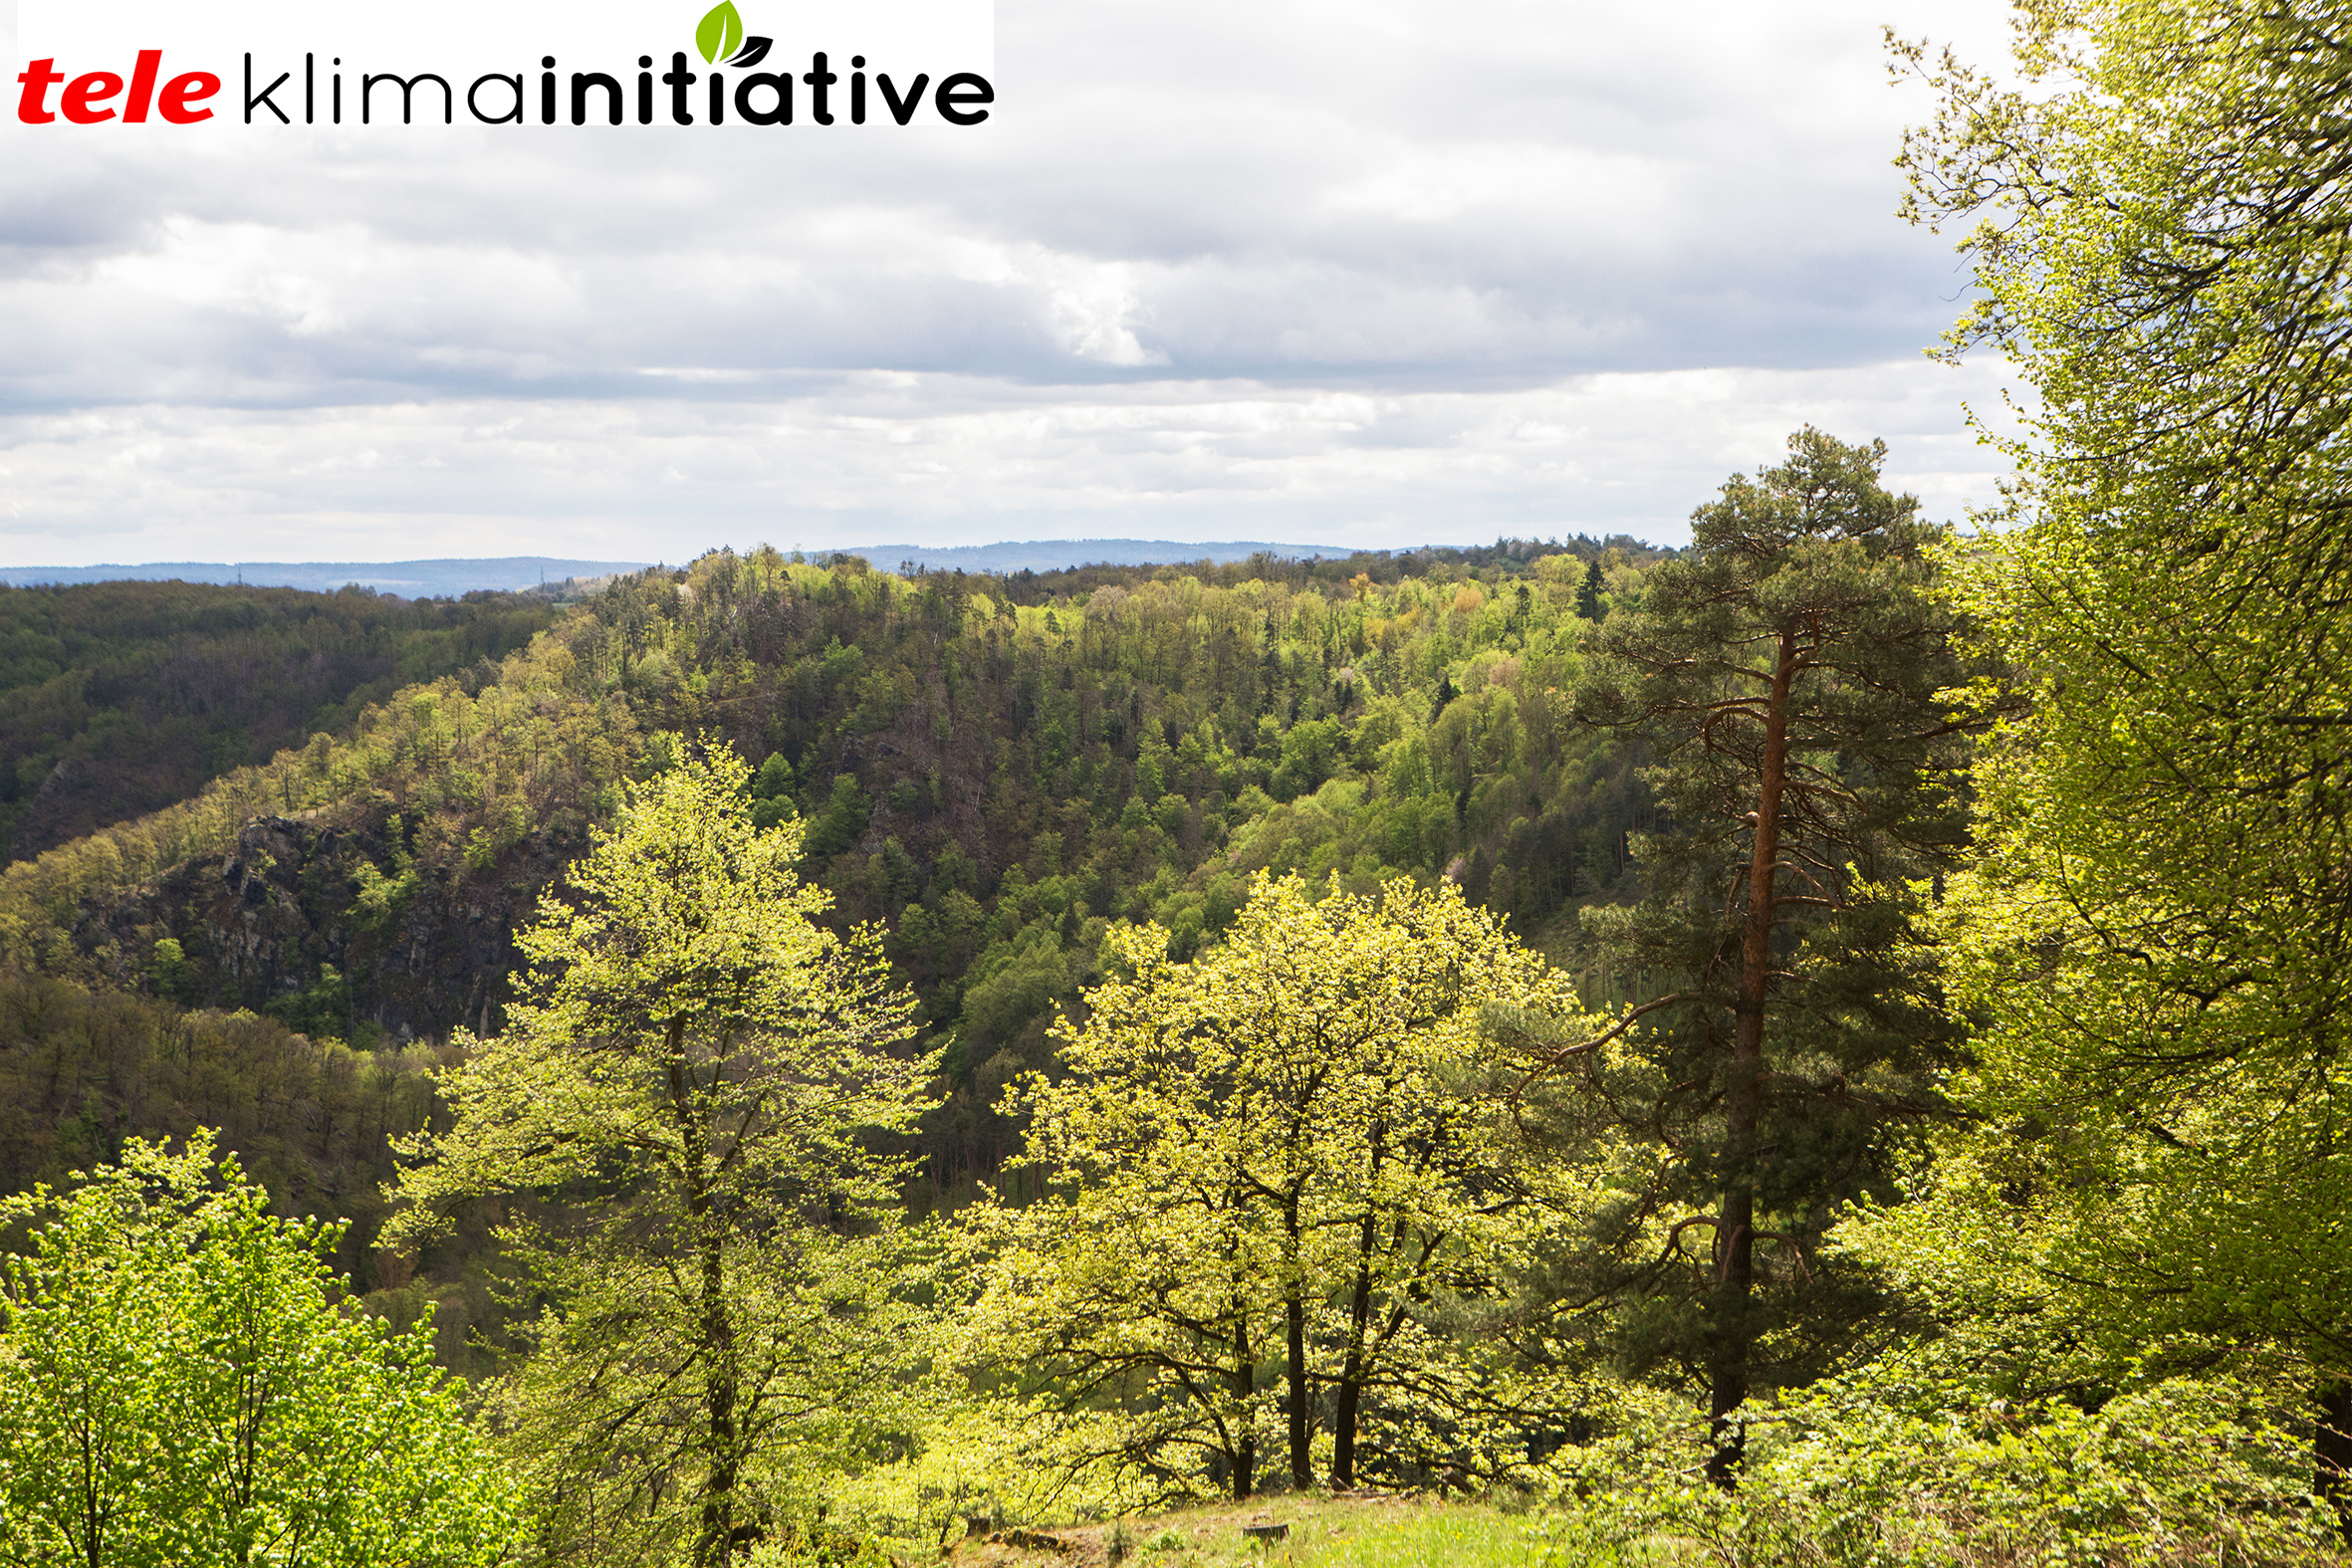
[0,579,556,863]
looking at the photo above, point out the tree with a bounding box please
[0,1131,519,1568]
[961,873,1576,1499]
[1558,429,1978,1484]
[1880,0,2352,1526]
[384,742,936,1568]
[1575,560,1605,622]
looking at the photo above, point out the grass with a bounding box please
[1286,1504,1582,1567]
[940,1493,1604,1568]
[925,1449,2352,1568]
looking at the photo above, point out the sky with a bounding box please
[0,0,2021,565]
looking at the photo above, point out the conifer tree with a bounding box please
[1551,429,1978,1484]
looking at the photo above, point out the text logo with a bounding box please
[15,1,995,129]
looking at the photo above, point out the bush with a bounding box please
[1580,1377,2344,1567]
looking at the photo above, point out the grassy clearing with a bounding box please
[930,1476,2352,1568]
[940,1494,1604,1568]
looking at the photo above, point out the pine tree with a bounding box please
[1546,429,1979,1483]
[1575,560,1604,622]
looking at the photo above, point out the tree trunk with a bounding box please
[1284,1192,1313,1489]
[2319,1380,2352,1545]
[1332,1121,1388,1489]
[79,1420,102,1568]
[695,1212,739,1567]
[1332,1235,1374,1489]
[1231,1309,1257,1500]
[1707,626,1797,1490]
[669,1023,739,1568]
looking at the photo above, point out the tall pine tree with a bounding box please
[1527,429,1980,1483]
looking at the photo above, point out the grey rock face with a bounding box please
[82,810,582,1040]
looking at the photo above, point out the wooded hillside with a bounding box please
[0,580,554,862]
[7,4,2350,1564]
[0,538,1664,1206]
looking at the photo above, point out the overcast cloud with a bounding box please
[0,0,2018,563]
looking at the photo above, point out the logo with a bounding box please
[15,52,220,124]
[14,1,995,129]
[698,4,767,69]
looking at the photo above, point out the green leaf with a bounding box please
[695,1,745,65]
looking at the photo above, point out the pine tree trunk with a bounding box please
[1707,626,1798,1489]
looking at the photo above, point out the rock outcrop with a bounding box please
[77,810,584,1041]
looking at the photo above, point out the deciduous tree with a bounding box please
[385,743,935,1568]
[1880,0,2352,1527]
[962,873,1582,1499]
[0,1131,519,1568]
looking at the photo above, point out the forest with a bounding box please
[0,578,556,863]
[3,4,2350,1566]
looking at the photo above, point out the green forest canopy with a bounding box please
[1,483,2344,1562]
[0,579,555,863]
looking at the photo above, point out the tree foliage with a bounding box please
[385,743,936,1568]
[0,580,552,864]
[0,973,467,1307]
[963,873,1593,1500]
[0,0,2334,1541]
[0,540,1661,1213]
[0,1130,520,1568]
[1549,429,1977,1482]
[1882,0,2352,1516]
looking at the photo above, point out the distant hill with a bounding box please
[0,579,558,863]
[853,540,1356,573]
[0,558,653,597]
[0,543,1594,593]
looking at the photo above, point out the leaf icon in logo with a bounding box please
[695,1,745,65]
[727,36,773,69]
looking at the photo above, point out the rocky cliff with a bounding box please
[76,809,584,1041]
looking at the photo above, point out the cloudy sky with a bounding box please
[0,0,2018,565]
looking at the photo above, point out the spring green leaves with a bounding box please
[383,743,935,1568]
[0,1134,520,1567]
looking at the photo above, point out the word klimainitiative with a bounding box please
[235,52,992,126]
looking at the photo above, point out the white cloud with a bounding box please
[0,0,2023,560]
[0,357,2020,561]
